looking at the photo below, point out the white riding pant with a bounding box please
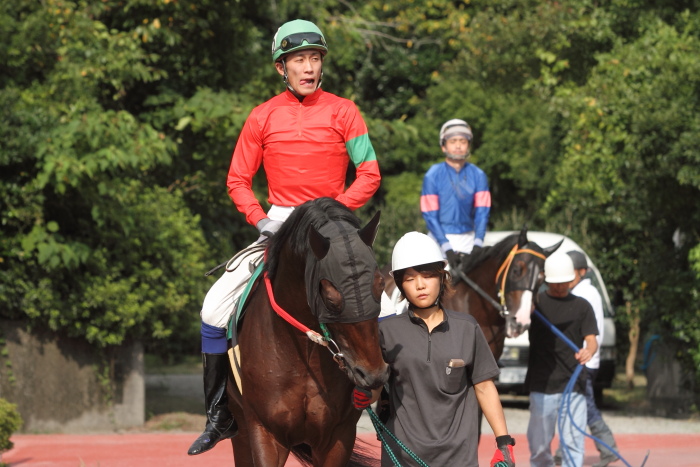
[428,231,476,254]
[200,205,294,329]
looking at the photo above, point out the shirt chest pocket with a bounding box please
[440,360,467,394]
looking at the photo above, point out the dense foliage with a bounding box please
[0,398,22,452]
[1,0,699,384]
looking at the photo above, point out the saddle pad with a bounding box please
[227,260,265,340]
[227,260,264,395]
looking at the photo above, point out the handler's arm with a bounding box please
[576,334,598,365]
[474,379,509,437]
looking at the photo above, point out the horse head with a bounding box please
[498,226,563,338]
[305,207,389,390]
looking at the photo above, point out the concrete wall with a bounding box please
[0,320,144,433]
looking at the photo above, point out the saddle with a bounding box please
[218,244,266,395]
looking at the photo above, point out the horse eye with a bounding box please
[372,268,385,302]
[320,279,344,315]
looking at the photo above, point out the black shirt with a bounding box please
[526,292,598,394]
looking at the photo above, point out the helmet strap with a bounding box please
[408,279,444,310]
[409,301,440,311]
[444,149,471,161]
[280,57,324,100]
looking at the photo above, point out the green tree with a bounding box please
[548,16,700,373]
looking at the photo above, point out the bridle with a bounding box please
[452,243,546,319]
[494,244,546,317]
[263,272,348,369]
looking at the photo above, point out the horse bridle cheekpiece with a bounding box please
[495,243,546,317]
[305,221,381,324]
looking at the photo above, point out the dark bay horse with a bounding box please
[382,227,561,361]
[228,198,389,467]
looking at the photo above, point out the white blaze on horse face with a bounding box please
[514,290,533,326]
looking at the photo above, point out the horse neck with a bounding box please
[466,241,518,291]
[271,247,316,327]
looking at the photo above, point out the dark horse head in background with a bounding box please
[448,226,562,359]
[228,197,388,467]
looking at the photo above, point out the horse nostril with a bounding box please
[355,367,366,381]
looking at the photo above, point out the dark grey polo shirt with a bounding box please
[379,309,500,467]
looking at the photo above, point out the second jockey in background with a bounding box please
[420,119,491,271]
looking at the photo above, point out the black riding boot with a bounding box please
[187,353,238,455]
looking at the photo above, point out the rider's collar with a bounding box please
[284,87,323,105]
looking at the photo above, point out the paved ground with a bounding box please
[5,431,699,466]
[4,375,699,466]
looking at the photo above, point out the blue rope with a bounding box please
[533,310,643,467]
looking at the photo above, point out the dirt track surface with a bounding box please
[5,431,700,466]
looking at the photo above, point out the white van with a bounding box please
[483,231,617,400]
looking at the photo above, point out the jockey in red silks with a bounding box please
[188,19,380,456]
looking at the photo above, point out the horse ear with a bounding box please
[543,239,564,257]
[358,210,381,247]
[518,224,529,247]
[309,225,331,260]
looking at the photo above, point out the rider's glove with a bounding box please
[351,386,372,410]
[445,249,461,271]
[255,218,283,243]
[490,435,516,467]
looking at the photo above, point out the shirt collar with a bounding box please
[407,307,449,332]
[284,87,323,105]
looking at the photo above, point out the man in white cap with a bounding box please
[420,119,491,271]
[552,251,619,467]
[526,253,599,467]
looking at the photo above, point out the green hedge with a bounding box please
[0,398,21,453]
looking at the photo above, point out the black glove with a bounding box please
[351,386,372,410]
[445,249,461,271]
[490,435,516,467]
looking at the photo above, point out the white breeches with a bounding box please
[200,205,294,328]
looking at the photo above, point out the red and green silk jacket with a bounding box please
[227,88,381,226]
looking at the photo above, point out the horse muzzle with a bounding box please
[344,360,389,390]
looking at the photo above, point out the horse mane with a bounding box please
[264,197,361,281]
[460,233,519,274]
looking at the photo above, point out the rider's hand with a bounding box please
[471,244,483,255]
[351,386,372,410]
[255,218,283,243]
[490,435,516,467]
[445,249,461,271]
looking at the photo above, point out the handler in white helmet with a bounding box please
[377,231,515,467]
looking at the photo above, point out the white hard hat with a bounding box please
[439,119,473,146]
[390,232,447,276]
[544,253,575,283]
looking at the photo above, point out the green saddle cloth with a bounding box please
[227,260,265,340]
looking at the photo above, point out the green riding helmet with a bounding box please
[271,19,328,62]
